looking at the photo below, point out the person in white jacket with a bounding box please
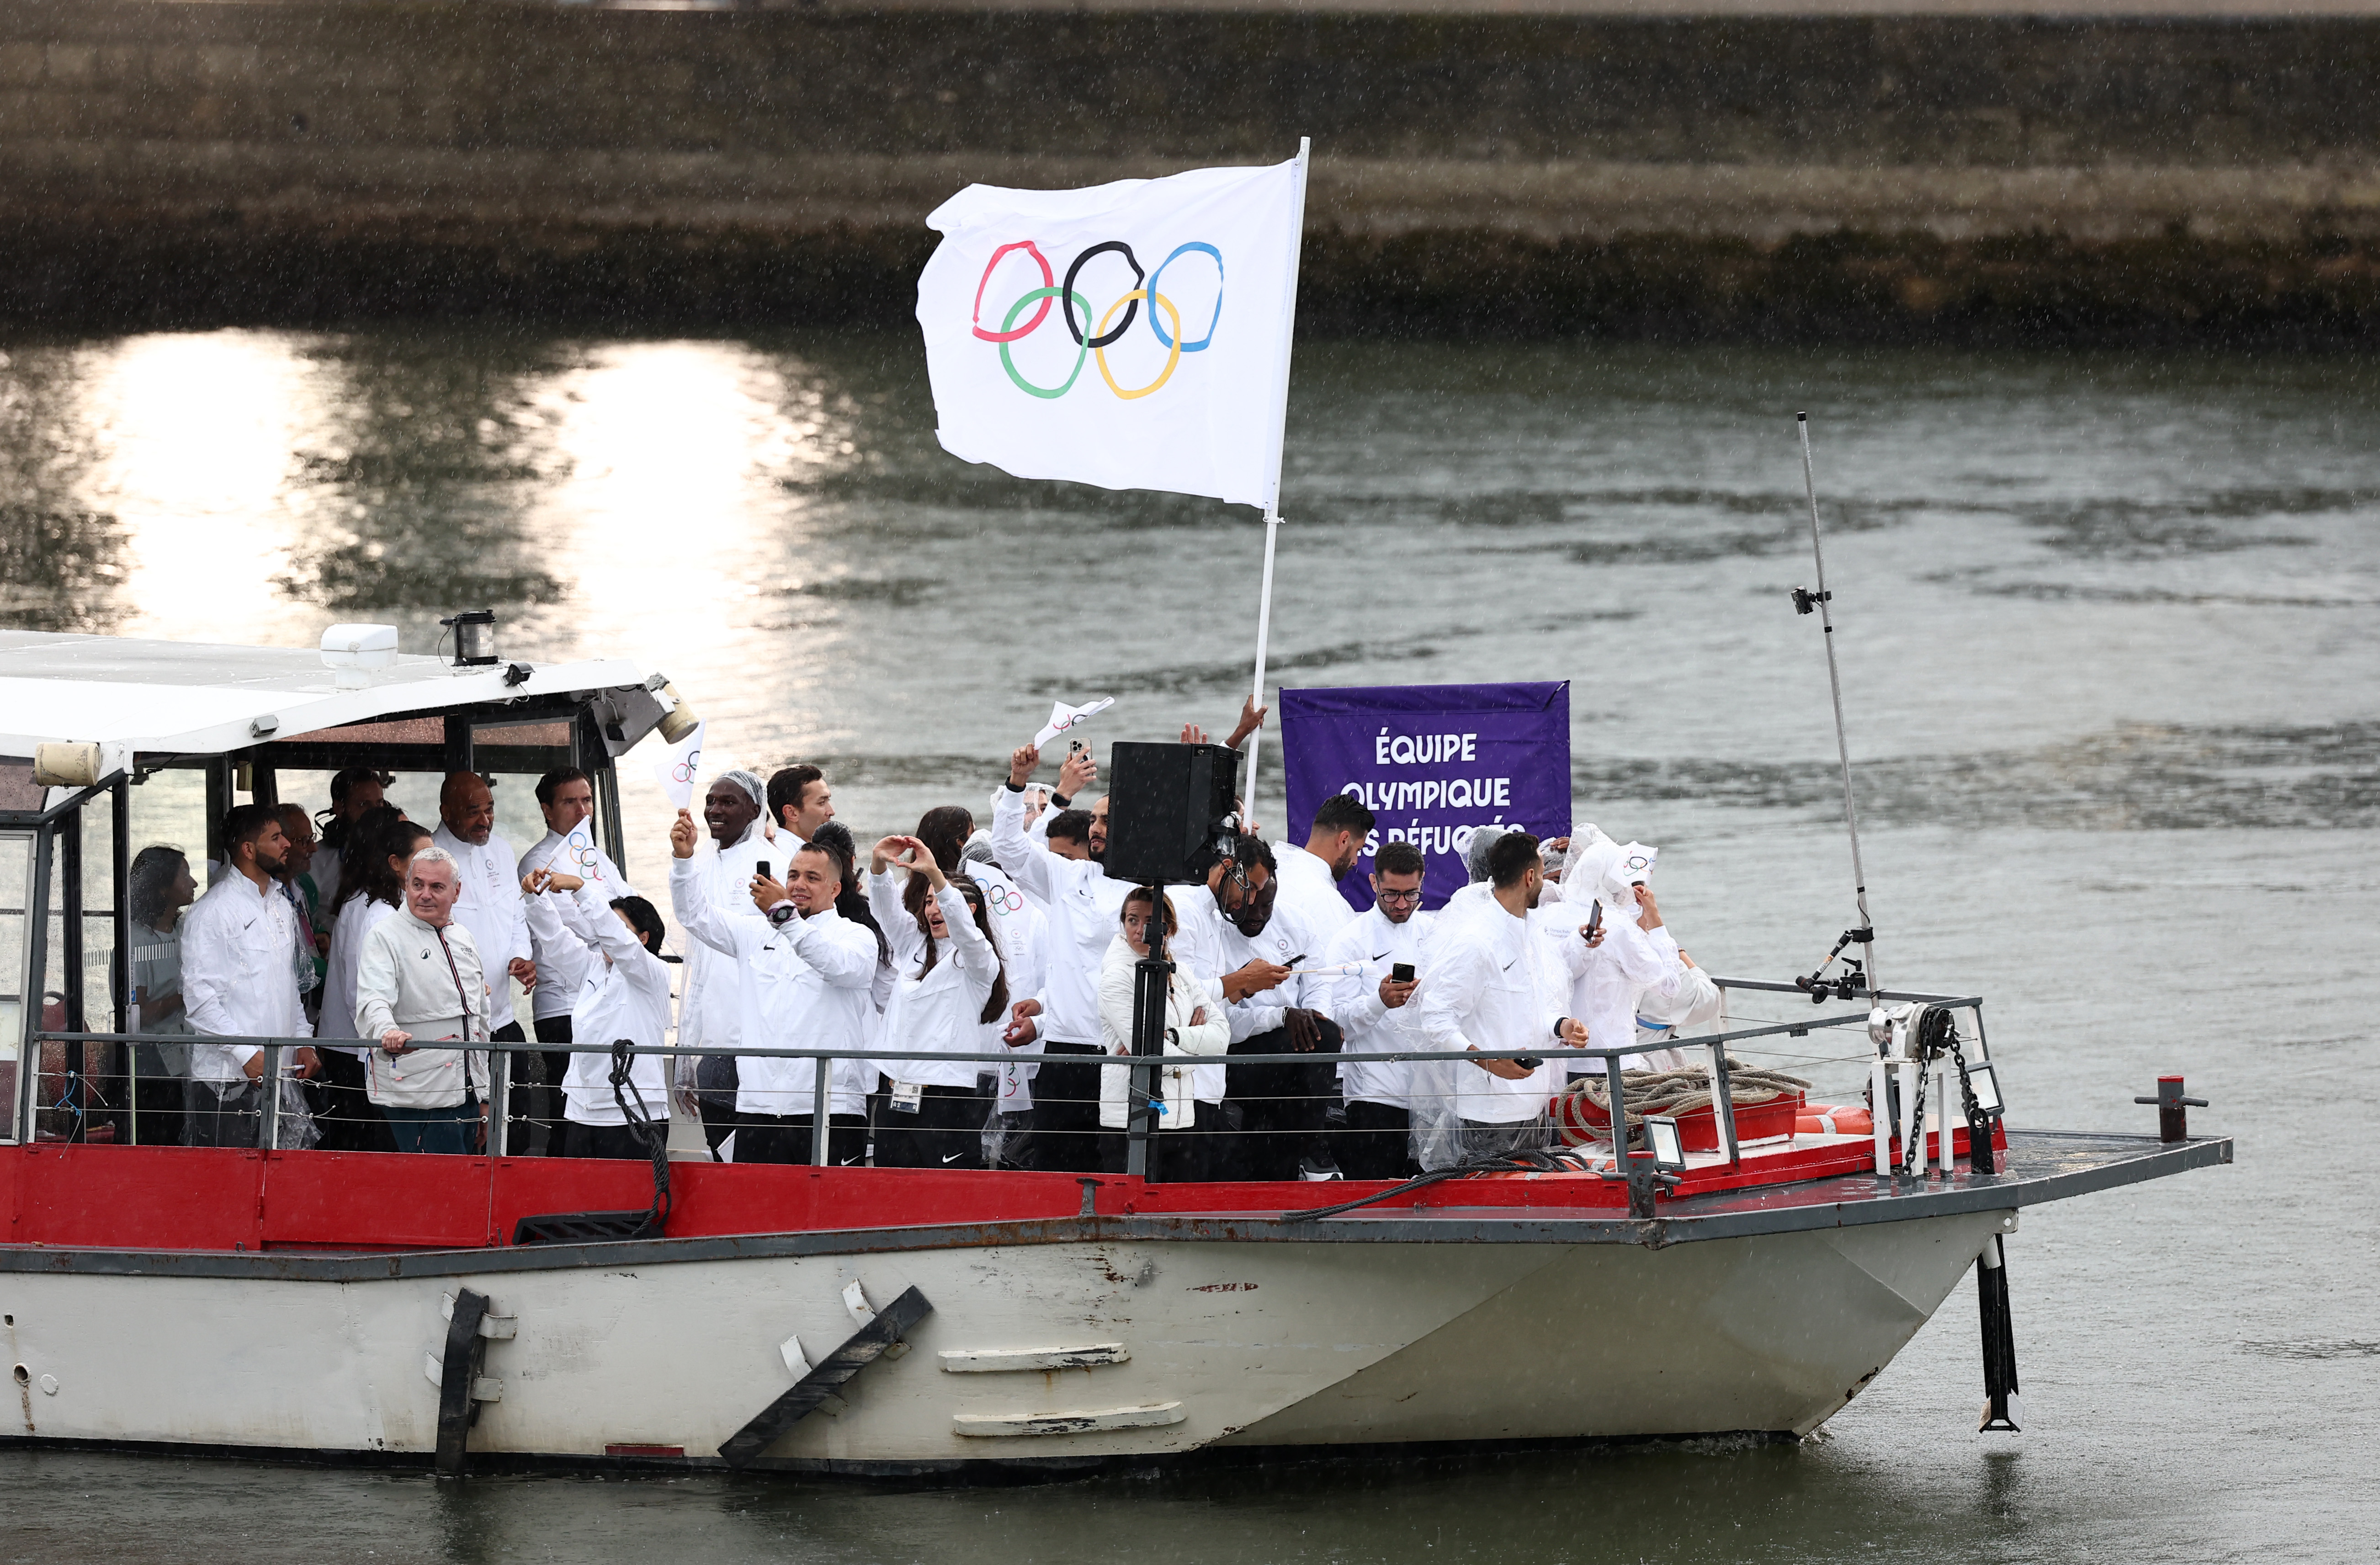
[1321,839,1435,1180]
[1564,841,1696,1071]
[354,845,491,1155]
[993,742,1131,1173]
[1413,830,1591,1162]
[318,814,428,1153]
[180,804,320,1147]
[522,869,674,1160]
[866,834,1006,1169]
[675,770,773,1156]
[1097,888,1230,1182]
[669,814,878,1166]
[519,766,638,1155]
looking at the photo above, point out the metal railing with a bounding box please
[26,979,1994,1198]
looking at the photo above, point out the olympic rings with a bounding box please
[998,286,1093,399]
[974,238,1223,399]
[671,756,701,784]
[1144,242,1224,351]
[1094,290,1182,401]
[971,240,1055,343]
[1062,241,1143,347]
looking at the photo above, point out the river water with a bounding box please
[0,330,2373,1561]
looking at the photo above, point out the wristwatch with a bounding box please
[767,903,799,928]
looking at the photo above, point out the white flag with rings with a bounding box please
[916,154,1308,510]
[651,719,707,811]
[1033,697,1115,750]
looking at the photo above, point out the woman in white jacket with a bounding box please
[1097,888,1230,1181]
[522,871,675,1160]
[867,834,1007,1170]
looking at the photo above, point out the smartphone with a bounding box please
[755,861,771,881]
[1391,962,1415,984]
[1583,903,1603,941]
[1514,1055,1544,1070]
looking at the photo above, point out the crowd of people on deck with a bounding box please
[122,706,1723,1180]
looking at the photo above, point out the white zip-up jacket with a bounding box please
[1324,904,1438,1109]
[1414,898,1579,1124]
[521,829,638,1021]
[670,858,877,1117]
[992,783,1128,1046]
[526,882,674,1126]
[1095,936,1230,1129]
[354,907,491,1109]
[869,876,1000,1090]
[180,869,313,1087]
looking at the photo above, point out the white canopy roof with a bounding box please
[0,631,664,761]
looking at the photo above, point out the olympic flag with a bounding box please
[916,153,1308,511]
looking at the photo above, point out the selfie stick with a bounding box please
[1797,413,1880,996]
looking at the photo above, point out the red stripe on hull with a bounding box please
[5,1124,2006,1255]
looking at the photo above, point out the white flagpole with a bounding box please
[1240,136,1309,837]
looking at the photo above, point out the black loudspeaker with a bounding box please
[1104,742,1243,886]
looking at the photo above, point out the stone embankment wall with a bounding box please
[6,0,2380,339]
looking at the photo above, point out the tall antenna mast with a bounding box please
[1795,412,1880,996]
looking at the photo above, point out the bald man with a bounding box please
[430,772,534,1073]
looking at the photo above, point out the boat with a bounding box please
[0,624,2231,1476]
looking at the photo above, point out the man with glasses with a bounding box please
[1321,840,1435,1180]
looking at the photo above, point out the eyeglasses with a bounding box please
[1375,885,1424,905]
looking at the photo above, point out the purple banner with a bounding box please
[1280,681,1572,911]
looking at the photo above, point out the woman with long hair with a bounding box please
[318,809,428,1152]
[1096,887,1229,1181]
[866,833,1008,1169]
[126,844,198,1146]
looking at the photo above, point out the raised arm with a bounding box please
[991,749,1061,904]
[784,917,879,990]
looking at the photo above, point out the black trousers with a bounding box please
[875,1084,991,1170]
[1098,1109,1222,1182]
[130,1067,184,1149]
[696,1054,740,1156]
[1222,1018,1345,1182]
[311,1047,395,1153]
[738,1111,869,1167]
[563,1119,656,1160]
[1340,1100,1416,1182]
[531,1013,576,1157]
[182,1079,261,1147]
[1028,1043,1107,1174]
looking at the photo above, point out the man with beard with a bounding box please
[430,773,534,1070]
[1270,793,1374,941]
[1415,830,1592,1160]
[1321,839,1434,1180]
[675,771,772,1156]
[179,805,320,1146]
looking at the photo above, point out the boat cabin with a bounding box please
[0,623,681,1146]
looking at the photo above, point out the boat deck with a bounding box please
[0,1130,2229,1280]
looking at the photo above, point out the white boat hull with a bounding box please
[0,1208,2011,1469]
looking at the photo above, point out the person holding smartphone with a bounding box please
[1320,840,1436,1181]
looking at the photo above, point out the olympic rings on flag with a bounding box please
[1062,241,1144,347]
[670,756,701,784]
[975,238,1223,398]
[1094,290,1182,401]
[1145,242,1223,351]
[998,286,1093,399]
[971,240,1055,343]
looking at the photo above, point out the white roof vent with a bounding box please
[320,623,401,689]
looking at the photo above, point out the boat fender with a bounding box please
[845,1279,909,1360]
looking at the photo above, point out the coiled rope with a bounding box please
[1553,1062,1811,1147]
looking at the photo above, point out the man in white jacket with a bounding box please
[675,771,772,1156]
[1414,831,1591,1160]
[993,743,1132,1173]
[519,766,638,1155]
[355,845,491,1155]
[180,804,319,1146]
[1322,839,1434,1180]
[1270,793,1375,942]
[431,772,533,1047]
[669,815,878,1167]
